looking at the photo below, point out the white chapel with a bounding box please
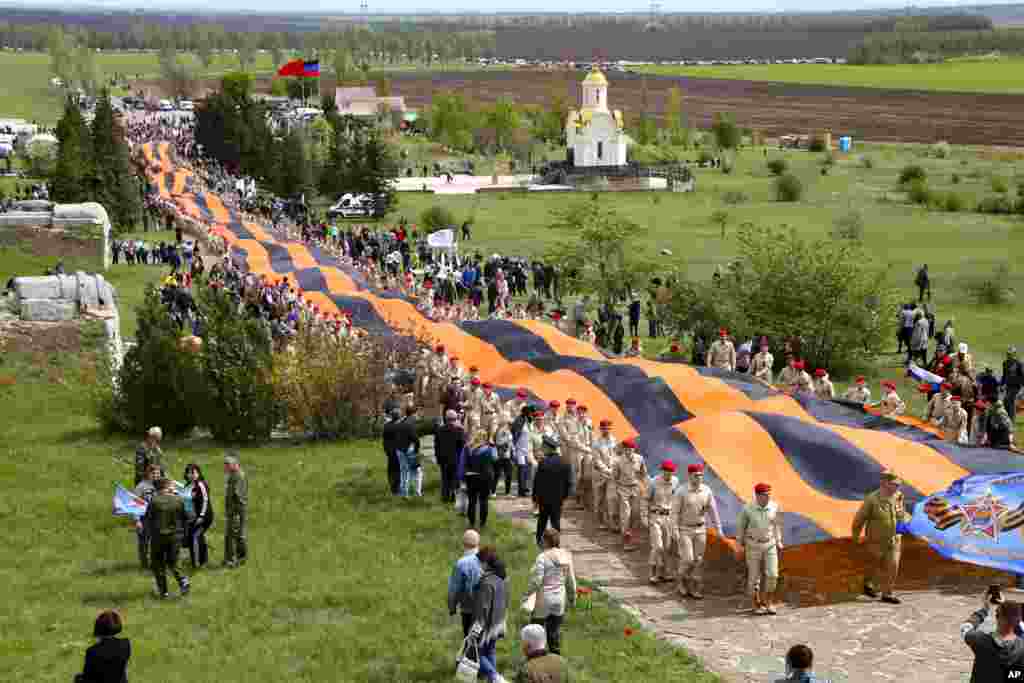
[565,65,628,167]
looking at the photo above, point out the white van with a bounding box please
[158,99,174,111]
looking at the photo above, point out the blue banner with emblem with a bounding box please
[907,472,1024,574]
[113,482,193,519]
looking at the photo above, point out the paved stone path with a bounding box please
[492,494,1002,683]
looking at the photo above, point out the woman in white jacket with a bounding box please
[525,528,577,655]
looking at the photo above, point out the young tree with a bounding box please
[236,36,258,73]
[47,26,75,87]
[710,209,729,239]
[665,86,689,146]
[197,41,215,72]
[89,89,141,230]
[484,98,520,152]
[51,95,91,204]
[544,197,654,307]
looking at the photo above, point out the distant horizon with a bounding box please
[3,0,1023,16]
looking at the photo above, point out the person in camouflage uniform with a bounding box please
[134,427,166,485]
[223,452,248,568]
[985,397,1017,450]
[144,478,191,598]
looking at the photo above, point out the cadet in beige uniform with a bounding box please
[505,389,530,431]
[591,420,618,530]
[852,470,910,604]
[614,437,647,550]
[466,377,484,434]
[467,365,481,386]
[447,356,465,384]
[647,461,680,584]
[750,341,774,384]
[812,368,835,400]
[776,358,802,393]
[943,394,969,444]
[844,376,871,403]
[926,382,953,425]
[737,483,783,615]
[575,405,594,508]
[672,463,722,599]
[874,380,906,416]
[706,328,736,371]
[479,383,502,440]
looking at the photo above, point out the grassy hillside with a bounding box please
[0,310,719,683]
[636,58,1024,94]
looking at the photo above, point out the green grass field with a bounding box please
[390,141,1024,415]
[635,58,1024,94]
[0,318,719,683]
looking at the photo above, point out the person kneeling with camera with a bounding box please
[962,586,1024,682]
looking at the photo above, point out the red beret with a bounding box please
[482,382,492,389]
[941,382,952,390]
[450,356,459,362]
[424,281,433,288]
[951,394,962,400]
[855,376,865,384]
[533,410,545,418]
[882,380,895,389]
[622,437,638,450]
[469,366,479,372]
[661,460,677,472]
[435,345,445,352]
[976,400,989,408]
[516,389,528,398]
[794,360,805,369]
[670,344,681,352]
[549,401,560,408]
[687,463,704,474]
[943,355,952,364]
[814,368,826,377]
[719,328,728,336]
[918,383,933,393]
[566,398,577,405]
[754,483,772,494]
[599,419,612,428]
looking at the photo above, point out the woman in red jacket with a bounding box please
[184,463,214,569]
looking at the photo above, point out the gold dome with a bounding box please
[583,65,608,86]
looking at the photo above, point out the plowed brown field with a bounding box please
[385,70,1024,147]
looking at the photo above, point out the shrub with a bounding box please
[822,152,835,167]
[943,192,966,212]
[860,156,874,169]
[992,176,1009,194]
[808,135,827,152]
[977,195,1015,214]
[832,210,865,241]
[419,205,456,231]
[697,149,714,165]
[907,179,932,205]
[899,164,927,184]
[722,190,749,205]
[963,262,1013,305]
[952,173,960,184]
[820,166,829,176]
[766,158,788,176]
[93,286,206,435]
[931,141,951,159]
[774,173,804,202]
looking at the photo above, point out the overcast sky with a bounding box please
[10,0,1022,15]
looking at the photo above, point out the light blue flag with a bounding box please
[906,361,945,392]
[113,482,193,519]
[907,473,1024,574]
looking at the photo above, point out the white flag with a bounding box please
[427,229,455,249]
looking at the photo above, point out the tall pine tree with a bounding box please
[89,89,141,231]
[51,95,91,204]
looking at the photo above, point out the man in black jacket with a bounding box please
[381,411,401,495]
[961,595,1024,683]
[533,435,572,548]
[1004,347,1024,420]
[434,410,466,504]
[394,405,422,497]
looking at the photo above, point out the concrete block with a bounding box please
[95,274,115,307]
[76,271,99,309]
[14,276,61,300]
[58,274,78,300]
[21,298,76,321]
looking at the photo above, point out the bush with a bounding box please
[822,152,835,167]
[931,141,952,159]
[832,210,865,241]
[93,286,206,435]
[766,158,788,176]
[952,173,960,184]
[963,262,1013,305]
[907,179,932,205]
[943,192,966,212]
[775,173,804,202]
[272,328,422,439]
[992,176,1009,194]
[419,205,456,231]
[697,149,714,165]
[722,190,749,205]
[860,155,874,169]
[899,164,927,184]
[196,286,283,442]
[808,135,827,152]
[977,195,1015,214]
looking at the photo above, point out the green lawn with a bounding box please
[0,318,719,683]
[635,58,1024,94]
[392,142,1024,397]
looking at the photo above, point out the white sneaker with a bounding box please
[492,675,509,683]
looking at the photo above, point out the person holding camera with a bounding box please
[961,588,1024,683]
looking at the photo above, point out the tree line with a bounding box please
[193,73,397,205]
[848,27,1024,64]
[51,92,142,232]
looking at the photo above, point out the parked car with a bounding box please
[327,192,388,219]
[178,100,195,111]
[158,99,174,112]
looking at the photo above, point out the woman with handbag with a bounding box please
[462,546,509,683]
[526,528,576,655]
